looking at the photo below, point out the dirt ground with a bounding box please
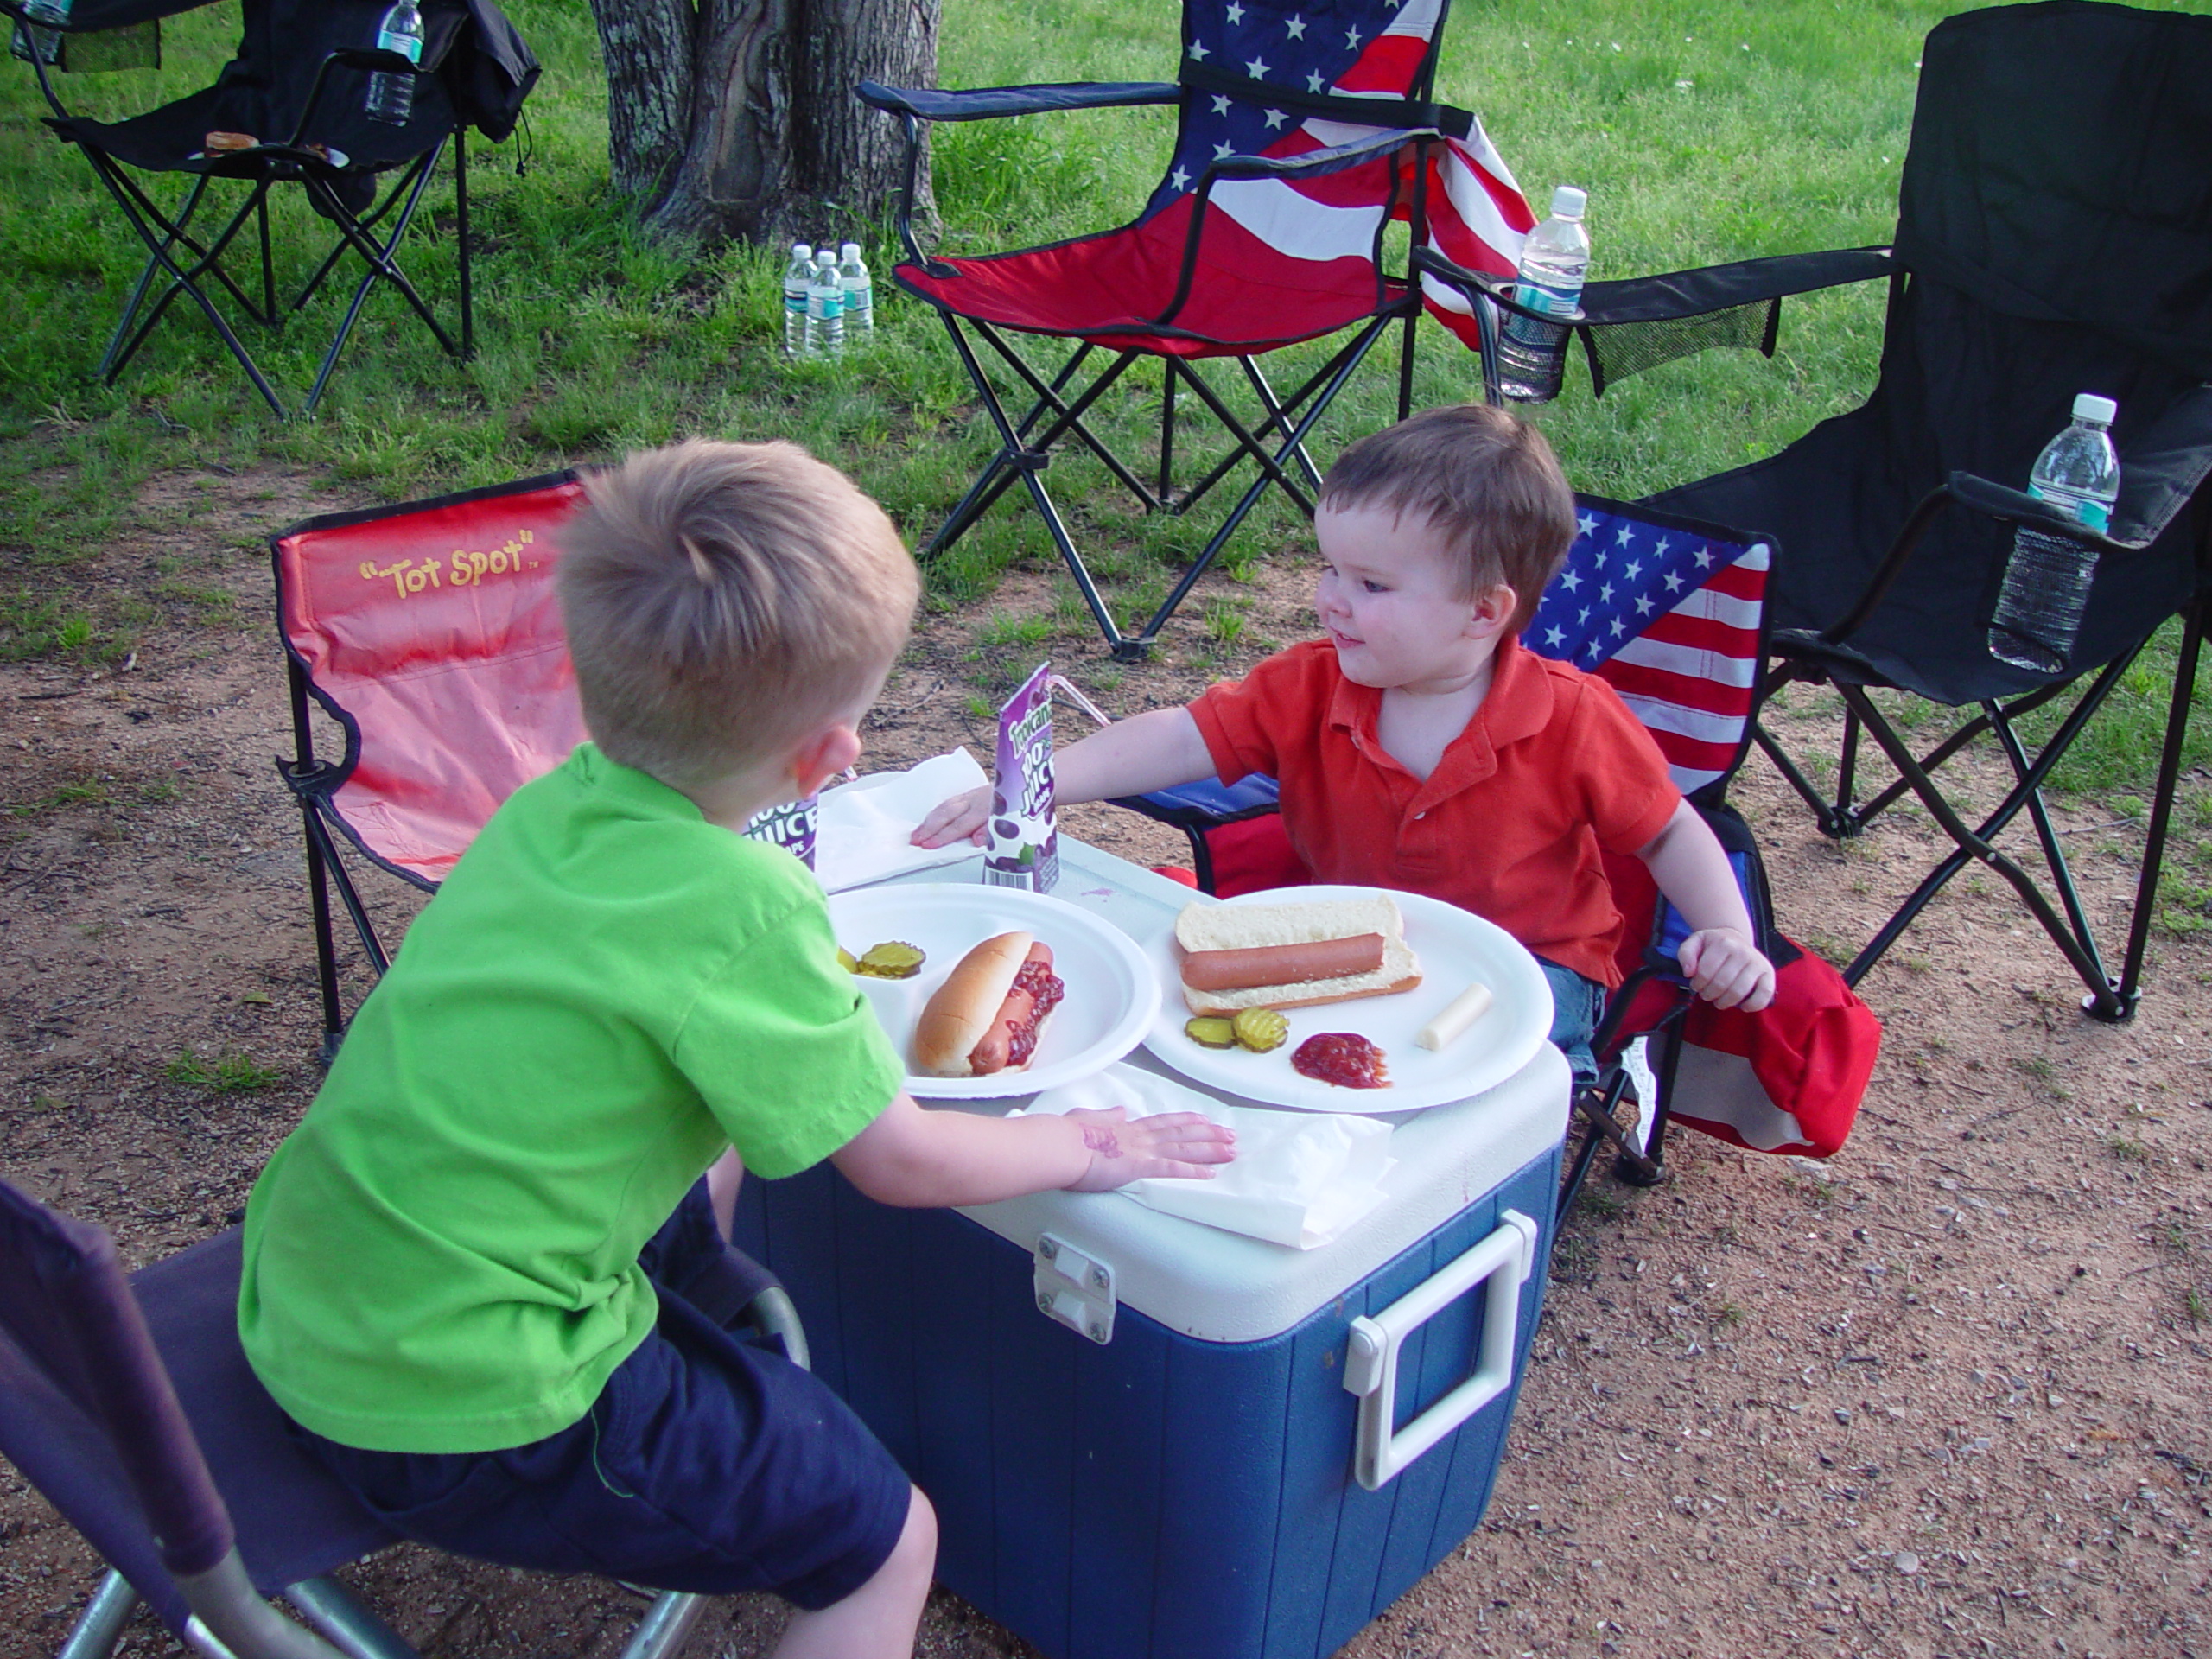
[4,464,2210,1659]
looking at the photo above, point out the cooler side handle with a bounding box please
[1342,1209,1540,1491]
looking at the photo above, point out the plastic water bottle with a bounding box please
[805,249,844,357]
[364,0,424,126]
[1987,392,2122,674]
[1496,185,1591,404]
[837,242,874,340]
[780,243,813,357]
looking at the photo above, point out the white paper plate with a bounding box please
[1141,885,1554,1113]
[829,882,1160,1099]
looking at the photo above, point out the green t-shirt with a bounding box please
[238,744,900,1453]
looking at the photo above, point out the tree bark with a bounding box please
[594,0,938,251]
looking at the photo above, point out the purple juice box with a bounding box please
[985,661,1058,893]
[740,794,818,869]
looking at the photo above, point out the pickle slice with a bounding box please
[1185,1015,1239,1050]
[836,946,860,974]
[1231,1007,1290,1053]
[854,940,926,980]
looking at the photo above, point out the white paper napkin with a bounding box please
[815,749,988,893]
[1022,1064,1396,1250]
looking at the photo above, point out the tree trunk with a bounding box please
[594,0,938,251]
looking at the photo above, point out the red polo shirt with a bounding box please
[1187,634,1681,987]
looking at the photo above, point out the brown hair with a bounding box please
[559,438,918,790]
[1319,404,1576,632]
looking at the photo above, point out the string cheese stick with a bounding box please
[1415,981,1494,1051]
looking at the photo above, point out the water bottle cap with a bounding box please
[840,242,861,259]
[1549,185,1587,219]
[792,243,812,259]
[2072,392,2117,425]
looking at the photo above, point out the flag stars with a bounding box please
[1263,108,1287,128]
[1306,68,1327,91]
[1598,581,1615,604]
[1560,569,1581,592]
[1614,522,1635,546]
[1170,165,1191,191]
[1634,594,1655,616]
[1662,569,1684,593]
[1624,558,1643,582]
[1211,94,1232,115]
[1609,616,1625,638]
[1189,38,1210,60]
[1244,55,1271,78]
[1345,24,1363,48]
[1578,512,1599,538]
[1694,547,1715,568]
[1225,1,1244,22]
[1213,141,1236,160]
[1285,13,1306,38]
[1544,626,1566,648]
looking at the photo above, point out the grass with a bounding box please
[164,1047,283,1094]
[0,0,2208,828]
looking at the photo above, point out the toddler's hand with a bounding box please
[1677,928,1776,1013]
[912,784,992,849]
[1062,1107,1236,1192]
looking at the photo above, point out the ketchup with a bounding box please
[1004,959,1065,1069]
[1291,1032,1389,1089]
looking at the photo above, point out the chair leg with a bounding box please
[304,147,461,416]
[57,1570,137,1659]
[2117,599,2205,1011]
[282,1576,418,1659]
[1616,1022,1684,1187]
[616,1592,709,1659]
[97,173,209,381]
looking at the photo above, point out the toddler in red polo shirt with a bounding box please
[917,404,1774,1077]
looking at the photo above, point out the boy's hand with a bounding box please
[1063,1107,1236,1192]
[1677,928,1776,1013]
[912,784,992,849]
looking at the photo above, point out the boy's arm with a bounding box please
[911,706,1215,849]
[830,1090,1236,1206]
[1634,801,1777,1013]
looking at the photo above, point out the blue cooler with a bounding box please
[733,851,1569,1659]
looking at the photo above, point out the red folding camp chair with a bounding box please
[271,472,585,1056]
[1114,496,1817,1214]
[859,0,1534,660]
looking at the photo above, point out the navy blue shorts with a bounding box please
[290,1183,912,1610]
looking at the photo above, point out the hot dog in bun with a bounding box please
[914,931,1065,1077]
[1175,895,1421,1015]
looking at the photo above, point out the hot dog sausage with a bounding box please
[1179,932,1387,994]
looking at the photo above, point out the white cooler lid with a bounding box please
[912,843,1572,1345]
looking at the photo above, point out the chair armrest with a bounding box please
[1200,124,1433,186]
[857,79,1179,122]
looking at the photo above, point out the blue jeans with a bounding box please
[1535,956,1606,1084]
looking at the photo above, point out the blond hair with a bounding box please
[559,439,918,789]
[1320,404,1576,632]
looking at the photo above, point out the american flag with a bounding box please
[1527,504,1771,796]
[1151,0,1533,344]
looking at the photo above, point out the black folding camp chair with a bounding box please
[1421,1,2212,1020]
[11,0,536,416]
[857,0,1535,660]
[0,1173,807,1659]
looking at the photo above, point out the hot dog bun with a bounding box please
[1174,896,1420,1014]
[914,931,1033,1077]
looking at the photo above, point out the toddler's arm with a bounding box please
[830,1090,1235,1206]
[1634,801,1777,1013]
[911,706,1215,849]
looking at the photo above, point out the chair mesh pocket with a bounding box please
[1583,299,1780,397]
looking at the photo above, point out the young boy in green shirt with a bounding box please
[238,440,1234,1659]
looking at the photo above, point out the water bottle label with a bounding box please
[1510,278,1580,319]
[2027,482,2113,533]
[378,23,423,61]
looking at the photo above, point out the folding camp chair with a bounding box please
[13,0,537,416]
[1114,497,1783,1210]
[1422,1,2212,1021]
[0,1173,809,1659]
[858,0,1534,661]
[271,471,586,1058]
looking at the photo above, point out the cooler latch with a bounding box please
[1033,1233,1116,1344]
[1343,1208,1541,1491]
